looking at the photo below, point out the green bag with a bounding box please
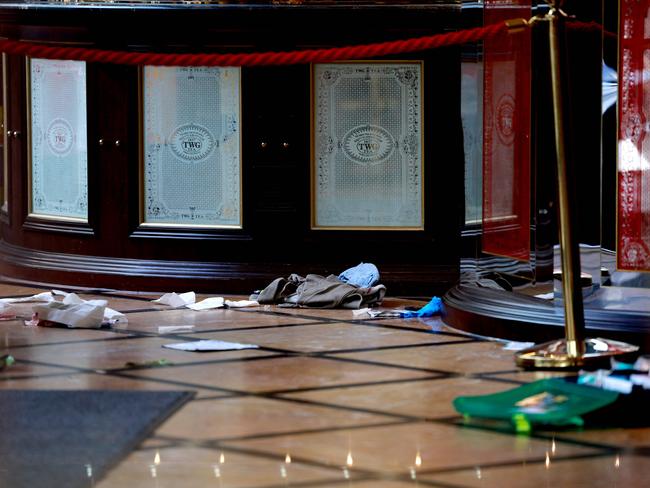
[453,378,619,433]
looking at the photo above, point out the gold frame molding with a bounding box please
[25,56,88,223]
[138,66,244,230]
[310,59,425,231]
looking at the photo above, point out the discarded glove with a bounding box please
[400,296,442,318]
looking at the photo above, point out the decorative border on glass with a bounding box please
[311,61,424,230]
[140,66,242,229]
[27,58,88,222]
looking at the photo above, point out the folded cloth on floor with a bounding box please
[338,262,380,288]
[253,273,386,309]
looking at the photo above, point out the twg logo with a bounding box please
[169,124,215,162]
[342,125,395,166]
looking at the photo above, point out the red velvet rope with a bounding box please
[0,22,509,66]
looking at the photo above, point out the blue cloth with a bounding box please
[338,262,380,288]
[400,296,442,318]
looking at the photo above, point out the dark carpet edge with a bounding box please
[94,390,195,486]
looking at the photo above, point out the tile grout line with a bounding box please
[416,451,617,478]
[229,307,473,338]
[153,420,415,447]
[317,353,463,375]
[308,338,478,356]
[267,374,448,395]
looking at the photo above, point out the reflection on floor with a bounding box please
[1,281,648,487]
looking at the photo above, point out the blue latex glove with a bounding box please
[400,296,442,318]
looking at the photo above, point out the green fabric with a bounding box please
[453,379,619,429]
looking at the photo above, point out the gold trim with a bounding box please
[2,53,7,213]
[138,66,244,230]
[26,57,89,223]
[138,222,239,230]
[26,58,32,216]
[310,59,425,231]
[138,67,144,226]
[26,212,87,224]
[515,337,639,369]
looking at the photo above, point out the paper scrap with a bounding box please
[367,309,403,318]
[24,312,39,327]
[33,301,106,329]
[0,292,54,304]
[163,340,259,352]
[187,297,225,311]
[631,374,650,389]
[61,292,85,305]
[352,308,370,317]
[225,299,259,308]
[0,302,16,321]
[633,356,650,372]
[158,325,195,334]
[534,292,555,300]
[502,341,536,351]
[59,292,127,324]
[103,307,127,324]
[153,291,196,308]
[578,369,634,394]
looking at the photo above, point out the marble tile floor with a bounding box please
[0,282,648,487]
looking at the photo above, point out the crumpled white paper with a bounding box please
[225,299,259,308]
[154,292,259,311]
[187,297,225,311]
[33,301,107,329]
[153,292,196,308]
[367,309,403,318]
[59,292,127,324]
[0,302,16,321]
[0,291,54,304]
[162,340,258,352]
[352,308,370,317]
[502,341,536,351]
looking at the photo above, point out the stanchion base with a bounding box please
[515,338,639,369]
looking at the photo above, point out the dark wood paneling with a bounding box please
[0,3,463,295]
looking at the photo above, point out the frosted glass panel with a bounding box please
[313,62,423,229]
[143,66,241,227]
[30,59,87,220]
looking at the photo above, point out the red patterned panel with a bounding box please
[482,0,532,261]
[618,0,650,270]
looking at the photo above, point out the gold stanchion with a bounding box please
[515,1,638,368]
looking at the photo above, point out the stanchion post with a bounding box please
[515,0,639,368]
[547,0,585,359]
